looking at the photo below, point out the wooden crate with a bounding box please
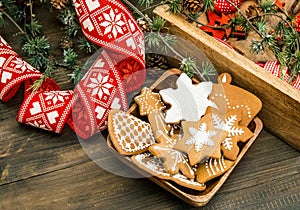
[154,5,300,151]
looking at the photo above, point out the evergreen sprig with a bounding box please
[22,36,51,69]
[79,37,97,53]
[179,57,197,77]
[58,6,80,37]
[168,0,182,14]
[138,0,154,8]
[203,0,214,12]
[149,16,166,31]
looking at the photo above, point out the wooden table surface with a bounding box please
[1,3,300,209]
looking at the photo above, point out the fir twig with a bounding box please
[122,0,152,22]
[0,9,29,39]
[141,1,168,12]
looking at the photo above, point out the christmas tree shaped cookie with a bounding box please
[174,113,228,166]
[212,109,254,160]
[210,73,262,126]
[108,109,155,155]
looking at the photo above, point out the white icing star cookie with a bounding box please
[159,73,217,124]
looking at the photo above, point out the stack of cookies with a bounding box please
[108,71,262,191]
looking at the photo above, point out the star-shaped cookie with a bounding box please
[174,113,227,166]
[147,124,195,179]
[159,73,217,124]
[134,87,166,116]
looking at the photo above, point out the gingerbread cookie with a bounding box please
[212,109,254,160]
[148,110,173,143]
[108,109,155,155]
[134,87,171,141]
[134,87,166,116]
[159,73,217,124]
[195,155,234,184]
[132,153,206,191]
[174,113,228,166]
[131,152,171,180]
[148,143,195,179]
[209,73,262,126]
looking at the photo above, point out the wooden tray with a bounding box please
[153,5,300,151]
[107,69,263,206]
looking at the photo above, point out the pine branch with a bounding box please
[203,0,214,12]
[0,9,29,39]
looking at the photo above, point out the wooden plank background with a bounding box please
[0,2,300,209]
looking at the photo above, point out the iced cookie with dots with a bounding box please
[132,153,206,191]
[134,87,170,140]
[134,87,166,117]
[195,155,234,184]
[209,73,262,126]
[212,109,254,160]
[174,113,227,166]
[108,109,155,155]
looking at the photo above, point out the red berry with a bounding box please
[214,0,243,14]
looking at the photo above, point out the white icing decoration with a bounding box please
[213,94,253,119]
[185,122,216,152]
[112,112,155,152]
[222,74,227,83]
[159,73,217,123]
[205,156,227,177]
[133,153,204,187]
[212,113,245,151]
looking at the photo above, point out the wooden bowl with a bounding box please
[107,69,263,206]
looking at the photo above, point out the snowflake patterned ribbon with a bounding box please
[0,0,145,138]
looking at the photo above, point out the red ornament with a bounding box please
[214,0,243,14]
[275,0,285,10]
[200,11,225,39]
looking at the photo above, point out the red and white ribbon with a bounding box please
[0,0,145,139]
[257,61,300,90]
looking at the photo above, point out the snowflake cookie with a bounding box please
[174,113,228,166]
[212,109,254,160]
